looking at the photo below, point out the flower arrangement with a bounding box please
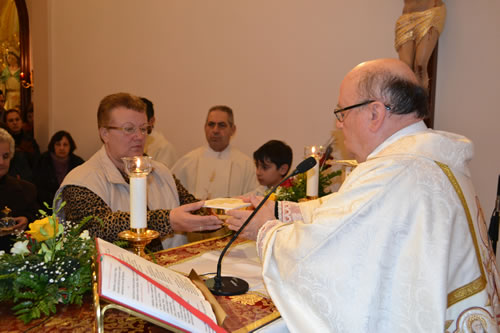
[0,202,95,323]
[272,165,342,202]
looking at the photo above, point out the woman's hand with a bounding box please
[0,216,28,236]
[170,201,223,232]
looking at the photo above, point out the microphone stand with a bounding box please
[205,157,316,296]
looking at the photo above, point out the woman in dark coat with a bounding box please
[33,131,84,206]
[0,128,38,251]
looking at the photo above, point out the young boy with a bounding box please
[252,140,293,193]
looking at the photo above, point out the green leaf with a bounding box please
[39,227,48,237]
[48,216,56,228]
[41,242,49,252]
[39,301,50,316]
[11,300,33,310]
[15,291,38,300]
[12,307,31,314]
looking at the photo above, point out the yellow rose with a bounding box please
[27,217,58,242]
[269,193,276,201]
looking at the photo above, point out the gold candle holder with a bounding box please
[118,228,159,258]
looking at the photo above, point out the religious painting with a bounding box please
[0,0,21,110]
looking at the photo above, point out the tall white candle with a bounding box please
[306,158,319,197]
[130,175,147,229]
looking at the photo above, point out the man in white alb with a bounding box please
[172,105,258,200]
[226,59,500,332]
[142,97,179,169]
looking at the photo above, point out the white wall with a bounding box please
[434,2,500,217]
[29,1,500,214]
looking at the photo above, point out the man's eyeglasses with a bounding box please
[105,123,151,135]
[334,100,391,122]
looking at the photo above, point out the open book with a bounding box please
[96,238,225,333]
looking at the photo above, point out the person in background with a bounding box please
[142,97,179,169]
[0,128,38,252]
[22,103,34,136]
[56,93,222,249]
[251,140,293,196]
[226,58,500,331]
[0,91,6,127]
[172,105,258,200]
[172,105,258,241]
[4,108,40,170]
[33,130,84,207]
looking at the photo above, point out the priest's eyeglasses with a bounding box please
[105,123,151,135]
[334,100,391,122]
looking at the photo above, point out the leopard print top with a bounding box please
[61,176,198,243]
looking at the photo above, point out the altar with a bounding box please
[0,235,286,332]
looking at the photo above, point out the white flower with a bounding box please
[0,250,5,256]
[10,240,30,256]
[79,230,90,240]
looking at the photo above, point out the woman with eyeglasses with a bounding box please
[55,93,222,250]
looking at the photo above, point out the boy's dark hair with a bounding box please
[253,140,293,169]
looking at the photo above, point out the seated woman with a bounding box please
[0,128,38,252]
[56,93,222,249]
[33,130,84,207]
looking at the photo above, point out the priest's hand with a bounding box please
[226,195,275,241]
[170,201,223,232]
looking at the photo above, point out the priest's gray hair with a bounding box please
[358,69,429,118]
[207,105,234,127]
[0,128,15,158]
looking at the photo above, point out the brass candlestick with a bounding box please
[118,228,159,258]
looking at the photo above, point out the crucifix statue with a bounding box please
[395,0,446,90]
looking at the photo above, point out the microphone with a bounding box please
[205,156,317,296]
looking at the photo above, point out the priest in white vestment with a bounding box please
[172,105,258,200]
[145,128,178,169]
[226,59,500,332]
[141,97,179,169]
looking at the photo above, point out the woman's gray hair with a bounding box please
[0,128,15,158]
